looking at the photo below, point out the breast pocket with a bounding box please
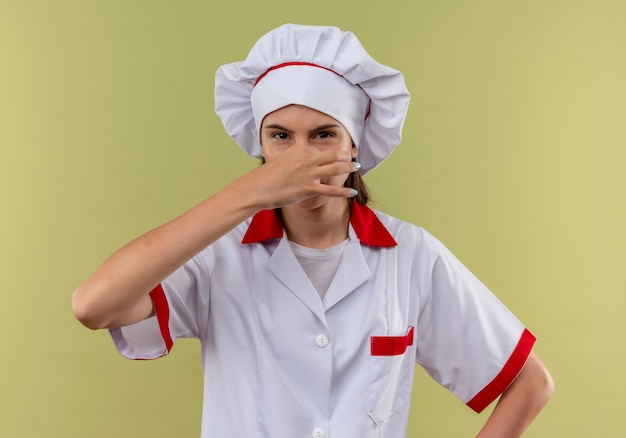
[368,326,415,425]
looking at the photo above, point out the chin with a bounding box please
[295,196,326,210]
[294,196,349,212]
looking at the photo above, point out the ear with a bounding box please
[351,143,358,160]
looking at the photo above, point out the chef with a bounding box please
[73,23,553,437]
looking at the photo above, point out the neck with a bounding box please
[280,198,351,249]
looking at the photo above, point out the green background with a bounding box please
[2,0,624,436]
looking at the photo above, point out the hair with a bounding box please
[345,162,369,205]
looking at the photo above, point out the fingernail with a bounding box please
[349,189,358,197]
[354,162,362,170]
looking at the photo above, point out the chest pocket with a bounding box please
[368,326,415,425]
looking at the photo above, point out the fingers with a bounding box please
[310,149,353,166]
[309,148,359,174]
[253,147,362,208]
[315,184,359,199]
[269,147,360,185]
[311,160,361,199]
[314,160,361,179]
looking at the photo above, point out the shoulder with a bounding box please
[370,208,435,248]
[368,207,462,268]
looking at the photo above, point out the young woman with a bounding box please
[72,24,553,437]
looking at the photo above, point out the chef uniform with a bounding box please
[110,24,536,438]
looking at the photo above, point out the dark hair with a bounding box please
[345,168,369,205]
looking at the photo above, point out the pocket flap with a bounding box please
[370,326,414,356]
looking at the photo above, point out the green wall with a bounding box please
[2,0,624,436]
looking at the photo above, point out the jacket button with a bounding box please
[315,334,329,348]
[312,428,325,438]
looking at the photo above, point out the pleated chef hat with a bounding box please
[214,23,410,174]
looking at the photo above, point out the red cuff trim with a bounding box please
[371,327,414,356]
[149,284,173,353]
[466,328,536,413]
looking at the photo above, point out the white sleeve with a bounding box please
[414,231,535,413]
[109,250,213,360]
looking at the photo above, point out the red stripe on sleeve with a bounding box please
[149,284,174,353]
[466,328,536,413]
[371,326,414,356]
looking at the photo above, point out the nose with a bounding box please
[292,135,314,150]
[294,135,310,147]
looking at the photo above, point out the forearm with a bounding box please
[72,180,262,330]
[476,352,554,438]
[71,147,359,330]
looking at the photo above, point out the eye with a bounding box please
[315,131,335,139]
[271,132,290,140]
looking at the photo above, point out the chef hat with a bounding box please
[214,23,410,174]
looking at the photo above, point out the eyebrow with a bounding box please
[263,123,342,132]
[263,123,292,132]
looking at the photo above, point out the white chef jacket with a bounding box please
[110,201,535,438]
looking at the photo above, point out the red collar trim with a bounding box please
[349,201,398,247]
[242,201,397,247]
[241,209,284,243]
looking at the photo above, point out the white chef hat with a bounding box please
[214,23,410,174]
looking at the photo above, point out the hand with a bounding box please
[240,145,360,210]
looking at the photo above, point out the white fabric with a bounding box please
[251,65,369,148]
[112,213,524,438]
[289,238,348,298]
[109,315,165,359]
[110,210,527,438]
[214,23,411,174]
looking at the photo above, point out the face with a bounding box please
[260,104,357,209]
